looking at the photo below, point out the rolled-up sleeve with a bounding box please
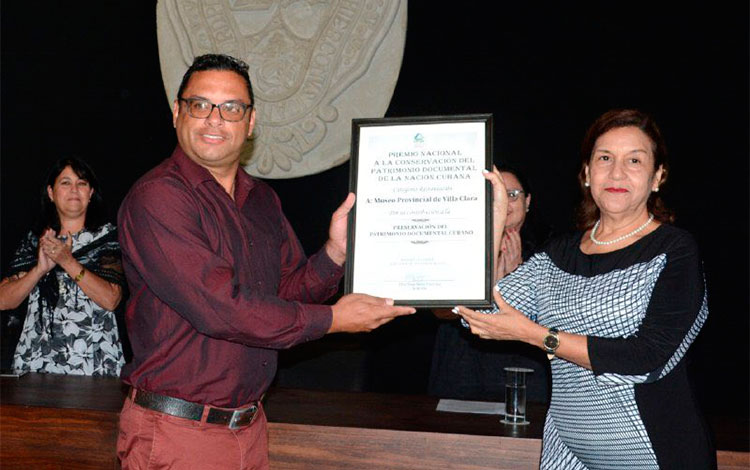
[277,209,342,305]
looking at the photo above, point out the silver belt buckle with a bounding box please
[228,405,257,430]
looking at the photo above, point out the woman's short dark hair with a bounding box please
[38,156,106,234]
[576,109,674,230]
[177,53,254,105]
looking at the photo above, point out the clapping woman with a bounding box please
[0,157,125,377]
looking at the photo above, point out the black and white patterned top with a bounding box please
[494,224,713,469]
[10,224,125,377]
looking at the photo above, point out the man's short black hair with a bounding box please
[177,53,254,105]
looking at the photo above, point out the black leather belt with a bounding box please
[131,388,259,430]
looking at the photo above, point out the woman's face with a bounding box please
[47,166,94,220]
[585,126,663,220]
[501,171,531,231]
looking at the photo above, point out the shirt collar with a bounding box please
[171,145,256,204]
[172,146,214,188]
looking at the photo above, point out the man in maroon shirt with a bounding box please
[115,54,416,470]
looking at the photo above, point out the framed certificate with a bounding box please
[345,114,494,308]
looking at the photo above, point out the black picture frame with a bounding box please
[345,114,494,308]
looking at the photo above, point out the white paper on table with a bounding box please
[436,399,505,415]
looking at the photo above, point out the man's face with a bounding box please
[172,70,255,172]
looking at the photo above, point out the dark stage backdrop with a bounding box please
[1,2,747,419]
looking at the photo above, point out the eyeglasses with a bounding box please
[507,189,525,201]
[179,98,253,122]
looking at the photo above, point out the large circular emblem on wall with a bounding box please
[157,0,407,178]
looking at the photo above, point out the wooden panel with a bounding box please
[0,404,119,470]
[0,374,127,410]
[0,376,747,470]
[716,451,750,470]
[264,388,546,438]
[268,424,747,470]
[268,423,542,470]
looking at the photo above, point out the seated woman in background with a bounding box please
[457,109,714,469]
[0,157,125,377]
[429,166,550,403]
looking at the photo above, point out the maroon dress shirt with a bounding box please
[117,147,342,407]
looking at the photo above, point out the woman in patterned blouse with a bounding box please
[456,110,714,469]
[0,157,125,377]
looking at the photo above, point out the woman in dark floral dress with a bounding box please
[0,157,125,376]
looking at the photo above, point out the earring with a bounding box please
[652,187,659,192]
[584,181,590,187]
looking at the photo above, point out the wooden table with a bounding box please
[1,374,747,469]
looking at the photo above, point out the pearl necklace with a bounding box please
[590,214,654,246]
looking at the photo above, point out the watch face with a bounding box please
[543,334,559,350]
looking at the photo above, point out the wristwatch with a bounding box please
[543,327,560,360]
